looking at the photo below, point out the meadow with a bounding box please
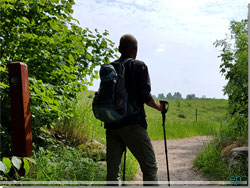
[70,90,229,142]
[146,99,228,140]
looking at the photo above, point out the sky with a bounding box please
[72,0,249,99]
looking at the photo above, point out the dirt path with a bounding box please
[133,136,213,186]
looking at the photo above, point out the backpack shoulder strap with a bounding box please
[120,58,133,65]
[112,58,133,65]
[111,58,133,76]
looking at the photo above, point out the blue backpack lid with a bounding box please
[100,64,117,81]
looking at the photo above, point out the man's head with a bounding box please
[119,34,138,59]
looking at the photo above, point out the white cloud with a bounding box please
[155,47,165,53]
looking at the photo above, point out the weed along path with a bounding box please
[132,136,213,186]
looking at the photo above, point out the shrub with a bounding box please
[0,0,117,156]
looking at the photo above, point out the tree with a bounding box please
[173,92,182,99]
[166,92,173,99]
[158,93,165,99]
[214,19,248,136]
[0,0,117,155]
[186,94,197,100]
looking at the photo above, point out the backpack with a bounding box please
[92,58,137,123]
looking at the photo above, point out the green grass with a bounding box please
[24,145,106,183]
[193,116,248,183]
[146,99,228,140]
[121,149,139,181]
[54,90,106,145]
[194,140,231,181]
[148,120,220,140]
[194,139,248,183]
[67,91,229,142]
[147,99,228,122]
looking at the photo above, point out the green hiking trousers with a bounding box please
[106,124,158,186]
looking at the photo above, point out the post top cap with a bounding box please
[9,62,27,66]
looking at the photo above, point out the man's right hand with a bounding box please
[146,98,164,112]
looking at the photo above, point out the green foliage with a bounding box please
[178,113,186,118]
[186,94,198,100]
[158,92,183,100]
[54,90,106,145]
[158,93,165,99]
[78,141,106,162]
[0,0,117,155]
[195,19,248,183]
[172,92,182,99]
[194,139,248,182]
[214,19,248,137]
[54,90,138,181]
[0,156,34,180]
[11,156,22,170]
[194,141,229,180]
[24,146,106,182]
[120,150,138,181]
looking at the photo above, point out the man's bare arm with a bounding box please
[146,98,164,112]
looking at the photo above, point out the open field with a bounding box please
[146,99,228,140]
[76,90,229,142]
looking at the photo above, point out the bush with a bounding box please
[195,19,249,184]
[214,19,248,138]
[178,113,186,118]
[25,145,106,182]
[0,0,117,156]
[194,140,229,180]
[194,139,248,182]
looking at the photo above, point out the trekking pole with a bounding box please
[160,100,170,186]
[122,147,127,186]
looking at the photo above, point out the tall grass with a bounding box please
[62,91,229,144]
[194,139,248,182]
[54,90,105,145]
[145,99,228,140]
[24,145,106,183]
[121,150,139,180]
[193,112,248,183]
[148,120,220,140]
[148,99,228,122]
[63,92,229,142]
[53,90,137,181]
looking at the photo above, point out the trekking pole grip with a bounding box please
[160,100,169,114]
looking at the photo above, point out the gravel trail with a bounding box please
[132,136,213,186]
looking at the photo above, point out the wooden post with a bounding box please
[8,62,32,157]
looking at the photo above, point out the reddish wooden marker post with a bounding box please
[8,62,32,157]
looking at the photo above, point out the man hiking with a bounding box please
[105,34,164,186]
